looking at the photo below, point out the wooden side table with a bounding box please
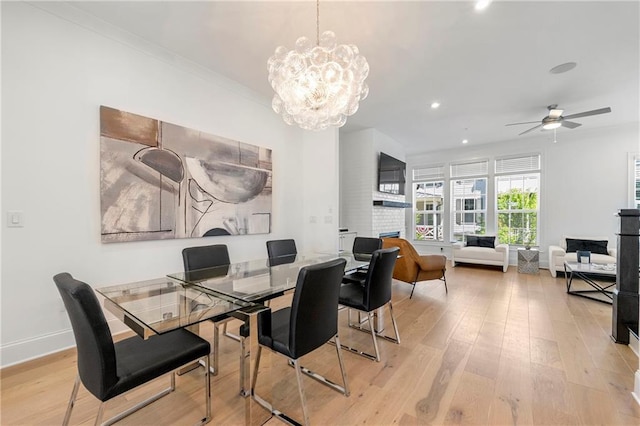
[517,248,539,274]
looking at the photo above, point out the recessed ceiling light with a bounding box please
[475,0,492,11]
[462,139,469,144]
[549,62,577,74]
[431,102,440,109]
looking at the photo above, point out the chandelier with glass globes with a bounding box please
[267,1,369,131]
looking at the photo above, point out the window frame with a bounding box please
[494,154,541,247]
[413,180,445,242]
[450,177,488,241]
[411,165,446,242]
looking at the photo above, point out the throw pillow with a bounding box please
[565,238,609,255]
[466,235,479,247]
[478,236,496,248]
[466,235,495,248]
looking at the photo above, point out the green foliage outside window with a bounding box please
[497,188,538,245]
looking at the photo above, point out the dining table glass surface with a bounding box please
[167,252,370,302]
[95,277,253,337]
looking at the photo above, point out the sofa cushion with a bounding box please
[566,238,609,255]
[466,235,495,248]
[456,246,504,262]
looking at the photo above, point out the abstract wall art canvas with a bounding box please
[100,106,272,243]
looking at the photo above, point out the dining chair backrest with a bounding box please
[288,257,346,359]
[53,273,117,400]
[182,244,230,272]
[352,237,383,255]
[266,239,297,259]
[363,247,400,311]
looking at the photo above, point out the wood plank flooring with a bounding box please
[2,264,639,425]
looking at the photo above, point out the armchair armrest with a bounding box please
[452,242,464,250]
[608,248,617,258]
[417,255,446,271]
[495,243,509,253]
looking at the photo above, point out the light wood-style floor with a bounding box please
[2,263,639,425]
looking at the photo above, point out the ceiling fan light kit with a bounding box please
[267,0,369,131]
[506,104,612,137]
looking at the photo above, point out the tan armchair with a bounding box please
[382,237,447,298]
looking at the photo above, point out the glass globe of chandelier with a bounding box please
[267,1,370,131]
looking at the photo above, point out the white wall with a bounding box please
[302,128,341,253]
[407,122,640,265]
[0,2,338,367]
[339,129,375,235]
[339,128,408,238]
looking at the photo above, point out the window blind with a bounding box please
[450,160,488,178]
[495,154,541,174]
[413,165,444,181]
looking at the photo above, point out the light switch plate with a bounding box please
[7,211,24,227]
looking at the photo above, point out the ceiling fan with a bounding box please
[506,104,612,136]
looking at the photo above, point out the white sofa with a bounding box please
[451,241,510,272]
[548,236,617,277]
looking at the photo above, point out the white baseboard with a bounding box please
[0,318,130,369]
[633,370,640,407]
[630,330,640,357]
[0,329,75,368]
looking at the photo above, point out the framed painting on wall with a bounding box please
[100,106,272,243]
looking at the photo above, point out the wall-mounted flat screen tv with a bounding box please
[378,152,406,195]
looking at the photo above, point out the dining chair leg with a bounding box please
[333,335,350,397]
[367,311,381,362]
[94,402,106,426]
[388,301,401,344]
[293,359,311,426]
[62,375,80,426]
[204,355,212,423]
[442,272,448,293]
[251,345,263,394]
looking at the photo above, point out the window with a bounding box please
[451,178,487,240]
[450,159,488,241]
[495,154,540,246]
[413,165,444,241]
[414,182,444,241]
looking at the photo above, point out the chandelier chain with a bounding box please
[316,0,320,46]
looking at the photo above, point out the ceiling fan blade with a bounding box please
[561,120,582,129]
[505,121,541,126]
[519,124,544,136]
[563,107,611,120]
[548,109,564,119]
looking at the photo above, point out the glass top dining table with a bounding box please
[97,252,369,338]
[166,251,370,303]
[95,252,370,426]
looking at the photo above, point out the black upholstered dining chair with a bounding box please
[337,247,401,362]
[54,273,211,426]
[266,238,297,259]
[182,243,230,272]
[252,258,349,426]
[353,236,383,256]
[182,244,247,392]
[343,236,383,285]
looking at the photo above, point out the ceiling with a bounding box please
[68,0,640,154]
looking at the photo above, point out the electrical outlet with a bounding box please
[7,211,24,227]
